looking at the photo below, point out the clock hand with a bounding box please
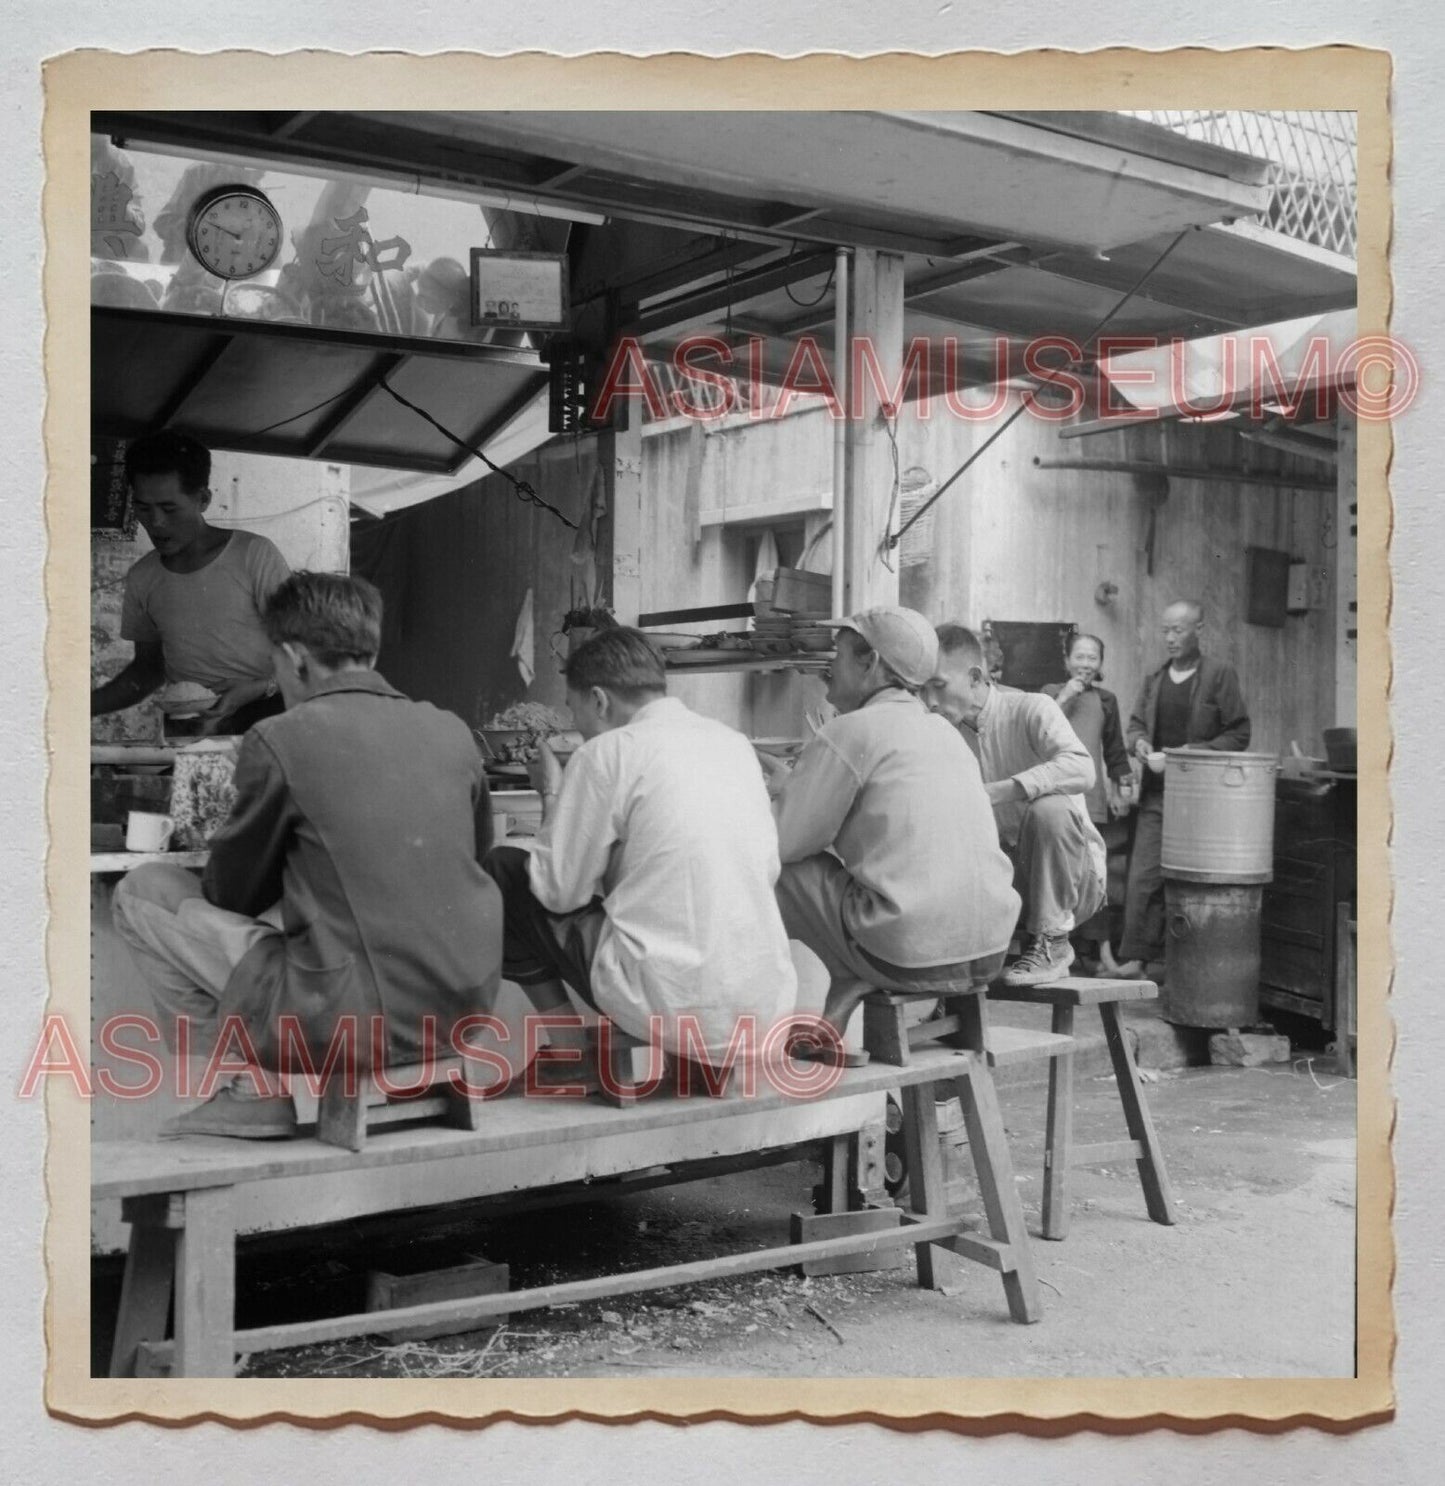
[212,225,246,240]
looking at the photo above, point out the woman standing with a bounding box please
[1044,633,1134,972]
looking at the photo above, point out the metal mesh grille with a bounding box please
[1127,111,1357,259]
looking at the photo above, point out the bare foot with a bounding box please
[819,977,873,1034]
[1113,959,1146,979]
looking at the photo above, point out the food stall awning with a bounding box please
[1095,309,1358,419]
[91,110,1354,473]
[91,305,549,476]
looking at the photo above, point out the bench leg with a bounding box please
[898,1084,948,1289]
[109,1219,176,1377]
[1099,1002,1178,1227]
[1041,1003,1076,1241]
[173,1187,238,1378]
[955,1064,1043,1323]
[817,1133,851,1215]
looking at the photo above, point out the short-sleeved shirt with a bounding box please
[120,530,290,690]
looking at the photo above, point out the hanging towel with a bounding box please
[511,587,536,688]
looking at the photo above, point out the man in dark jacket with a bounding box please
[1116,599,1251,978]
[113,572,504,1137]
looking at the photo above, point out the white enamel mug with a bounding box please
[125,811,175,853]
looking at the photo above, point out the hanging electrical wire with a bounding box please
[784,240,838,310]
[376,375,577,530]
[888,226,1194,552]
[244,385,359,440]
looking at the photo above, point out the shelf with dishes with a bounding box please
[652,621,834,675]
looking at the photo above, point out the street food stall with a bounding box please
[87,110,1358,1342]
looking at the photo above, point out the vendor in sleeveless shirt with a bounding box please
[1116,600,1252,979]
[91,432,291,737]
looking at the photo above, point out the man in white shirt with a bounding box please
[769,606,1020,1037]
[926,624,1106,987]
[483,628,797,1074]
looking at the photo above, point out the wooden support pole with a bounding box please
[843,248,906,613]
[600,384,644,625]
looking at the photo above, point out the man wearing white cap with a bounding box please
[768,605,1021,1037]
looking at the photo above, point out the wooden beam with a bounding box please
[146,335,236,434]
[303,352,409,457]
[1031,455,1334,492]
[627,249,838,339]
[149,1216,966,1360]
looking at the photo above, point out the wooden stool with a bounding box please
[860,983,1043,1323]
[289,1057,486,1152]
[988,976,1178,1240]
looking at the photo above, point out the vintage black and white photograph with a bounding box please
[57,60,1386,1419]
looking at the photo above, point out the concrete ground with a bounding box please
[94,1030,1353,1380]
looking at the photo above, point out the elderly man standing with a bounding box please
[926,625,1107,986]
[769,606,1020,1038]
[1115,599,1251,979]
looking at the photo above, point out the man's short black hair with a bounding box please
[263,572,383,668]
[936,623,986,671]
[124,431,212,496]
[563,627,667,701]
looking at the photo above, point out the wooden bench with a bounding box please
[98,1045,1044,1377]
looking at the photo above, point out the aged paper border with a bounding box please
[43,46,1393,1428]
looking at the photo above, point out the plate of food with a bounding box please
[478,702,571,764]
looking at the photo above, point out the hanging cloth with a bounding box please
[511,587,536,688]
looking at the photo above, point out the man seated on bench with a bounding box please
[483,627,797,1082]
[112,572,505,1138]
[765,605,1020,1044]
[925,624,1106,987]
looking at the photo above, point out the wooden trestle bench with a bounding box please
[97,975,1178,1378]
[97,1029,1050,1378]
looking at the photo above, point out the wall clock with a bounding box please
[185,184,283,281]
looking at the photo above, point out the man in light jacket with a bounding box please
[926,624,1107,986]
[769,606,1020,1036]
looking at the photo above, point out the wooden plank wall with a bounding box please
[361,392,1345,762]
[894,397,1342,757]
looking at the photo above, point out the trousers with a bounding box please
[1003,794,1106,938]
[111,862,279,1053]
[1118,788,1166,964]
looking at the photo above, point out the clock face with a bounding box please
[186,186,283,281]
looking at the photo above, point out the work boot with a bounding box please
[1001,933,1074,987]
[159,1085,298,1140]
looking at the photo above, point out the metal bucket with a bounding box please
[1162,881,1262,1028]
[1161,750,1279,884]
